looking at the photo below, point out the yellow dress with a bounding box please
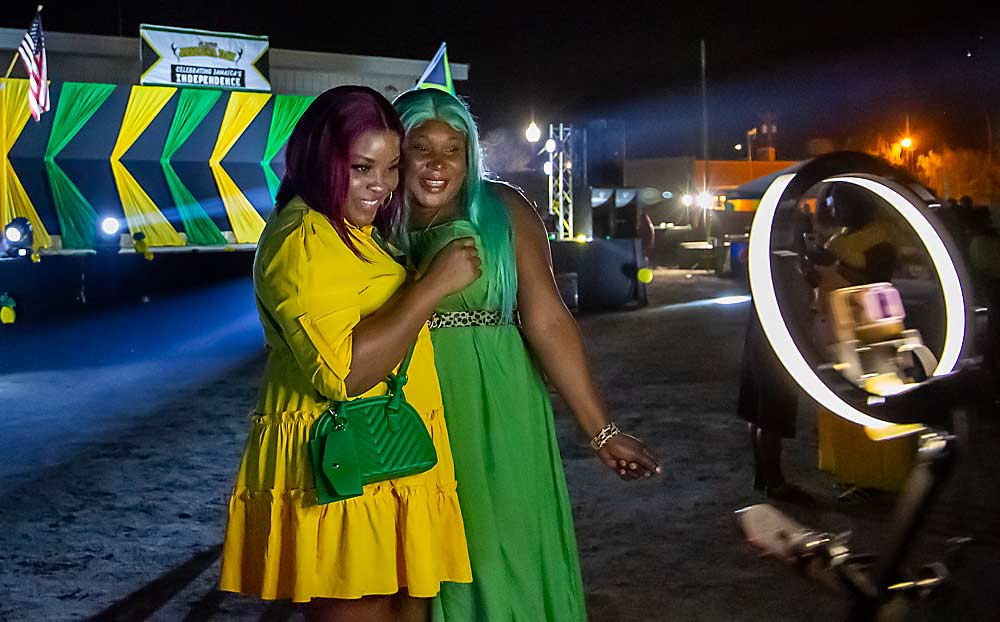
[220,197,471,602]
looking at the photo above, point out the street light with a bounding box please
[899,135,916,171]
[525,120,541,143]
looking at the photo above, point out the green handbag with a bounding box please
[255,296,437,505]
[308,343,438,505]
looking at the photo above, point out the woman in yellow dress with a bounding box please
[220,86,480,621]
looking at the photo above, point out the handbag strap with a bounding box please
[255,294,416,399]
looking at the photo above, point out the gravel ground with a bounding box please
[1,268,997,621]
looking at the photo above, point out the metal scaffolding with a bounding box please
[547,123,574,239]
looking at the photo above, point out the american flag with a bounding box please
[17,11,49,122]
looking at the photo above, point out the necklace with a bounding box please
[418,208,443,234]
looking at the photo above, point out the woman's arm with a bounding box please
[345,237,481,396]
[497,183,661,479]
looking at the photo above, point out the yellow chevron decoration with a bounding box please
[111,85,184,247]
[1,78,53,249]
[2,80,300,255]
[210,91,271,243]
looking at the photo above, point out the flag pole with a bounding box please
[3,5,43,80]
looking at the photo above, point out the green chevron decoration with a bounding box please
[162,89,227,246]
[44,82,116,249]
[262,94,313,201]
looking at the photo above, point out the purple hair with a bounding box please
[275,85,404,259]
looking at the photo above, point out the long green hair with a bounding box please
[392,89,517,319]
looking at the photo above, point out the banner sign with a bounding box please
[140,24,270,91]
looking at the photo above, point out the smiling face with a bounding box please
[343,129,401,228]
[403,119,468,227]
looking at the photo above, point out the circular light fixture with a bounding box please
[101,217,121,235]
[748,173,967,429]
[4,217,31,244]
[544,138,557,153]
[681,194,693,207]
[543,161,553,176]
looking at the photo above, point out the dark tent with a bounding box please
[725,162,805,200]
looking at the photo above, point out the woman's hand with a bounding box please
[421,237,482,296]
[596,434,662,480]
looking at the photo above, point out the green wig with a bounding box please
[392,89,518,320]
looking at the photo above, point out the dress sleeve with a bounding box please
[256,217,363,401]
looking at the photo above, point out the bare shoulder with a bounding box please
[487,180,545,234]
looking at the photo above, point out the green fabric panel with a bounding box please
[43,82,115,249]
[263,161,282,203]
[44,82,116,158]
[162,162,227,245]
[161,89,223,161]
[160,89,226,245]
[261,94,312,202]
[44,160,97,249]
[262,94,313,163]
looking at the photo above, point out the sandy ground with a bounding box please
[1,269,997,621]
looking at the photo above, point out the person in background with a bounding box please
[639,206,656,266]
[737,203,815,504]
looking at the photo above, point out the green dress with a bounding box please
[409,220,587,622]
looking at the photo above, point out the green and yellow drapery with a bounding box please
[111,85,184,247]
[1,78,52,249]
[44,82,116,249]
[210,91,271,244]
[261,94,313,201]
[161,89,227,246]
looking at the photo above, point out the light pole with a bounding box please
[900,136,914,172]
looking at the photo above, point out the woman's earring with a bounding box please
[381,191,393,209]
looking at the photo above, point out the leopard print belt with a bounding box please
[428,310,515,330]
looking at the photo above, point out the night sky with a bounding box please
[3,1,998,160]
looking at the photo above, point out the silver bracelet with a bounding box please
[590,421,621,451]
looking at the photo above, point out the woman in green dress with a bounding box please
[392,89,661,621]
